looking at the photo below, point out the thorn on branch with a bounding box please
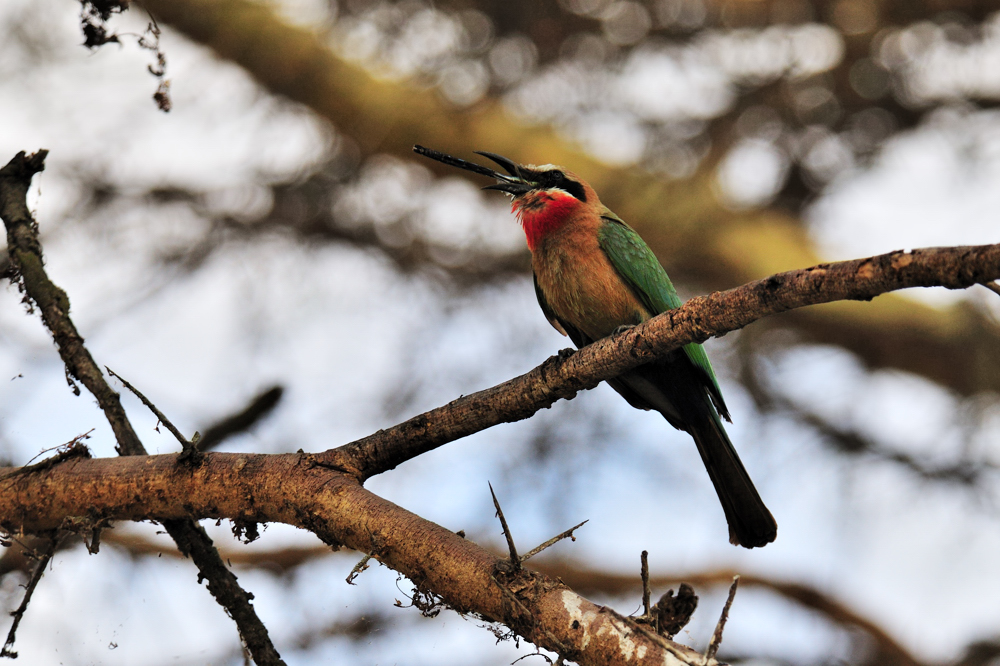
[488,483,586,572]
[632,551,698,638]
[106,367,202,463]
[519,520,588,563]
[640,550,651,618]
[705,575,740,661]
[1,534,59,658]
[489,482,520,572]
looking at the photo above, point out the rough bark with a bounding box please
[533,562,925,666]
[0,453,710,666]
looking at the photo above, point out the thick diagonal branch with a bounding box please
[0,151,284,666]
[0,453,716,666]
[324,243,1000,480]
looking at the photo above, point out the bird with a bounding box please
[413,145,777,548]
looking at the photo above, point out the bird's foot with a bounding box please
[612,324,635,336]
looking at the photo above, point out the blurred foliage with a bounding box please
[3,1,1000,662]
[134,0,1000,400]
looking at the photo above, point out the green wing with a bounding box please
[597,212,730,420]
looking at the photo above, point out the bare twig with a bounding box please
[1,151,142,457]
[519,520,588,563]
[982,281,1000,297]
[1,535,58,658]
[533,562,924,666]
[705,575,739,661]
[489,482,519,571]
[640,551,651,619]
[106,367,200,461]
[0,151,284,666]
[346,554,372,585]
[197,386,283,452]
[2,432,93,482]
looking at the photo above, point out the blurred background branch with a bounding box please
[1,0,998,662]
[141,0,1000,398]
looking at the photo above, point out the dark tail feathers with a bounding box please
[688,409,776,548]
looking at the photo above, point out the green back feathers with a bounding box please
[597,213,730,420]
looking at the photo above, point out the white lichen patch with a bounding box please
[561,590,595,650]
[559,590,692,666]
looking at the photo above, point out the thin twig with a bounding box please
[346,553,372,585]
[983,281,1000,297]
[106,367,199,460]
[704,575,740,661]
[1,535,58,658]
[489,482,519,571]
[640,550,651,618]
[197,386,283,452]
[519,520,588,563]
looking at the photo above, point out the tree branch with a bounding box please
[2,239,996,663]
[323,243,1000,480]
[0,535,58,658]
[532,561,926,666]
[0,452,713,666]
[0,151,283,666]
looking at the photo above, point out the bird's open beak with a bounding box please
[413,145,534,196]
[480,181,533,196]
[474,151,521,177]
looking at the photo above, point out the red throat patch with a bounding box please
[513,190,580,251]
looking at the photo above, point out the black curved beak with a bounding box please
[413,145,534,196]
[474,151,522,178]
